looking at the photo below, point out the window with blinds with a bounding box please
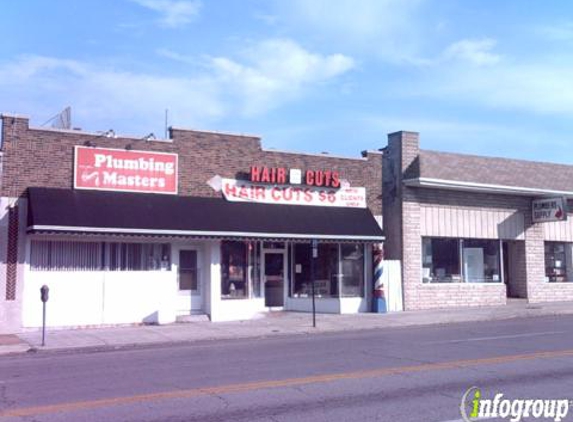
[30,240,171,272]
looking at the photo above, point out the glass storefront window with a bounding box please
[463,239,501,283]
[545,242,572,282]
[249,242,262,297]
[340,244,364,297]
[422,238,461,282]
[221,241,260,299]
[315,243,339,297]
[292,244,312,297]
[422,237,501,283]
[221,241,248,299]
[291,243,364,298]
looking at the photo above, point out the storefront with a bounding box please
[0,114,383,332]
[383,131,573,310]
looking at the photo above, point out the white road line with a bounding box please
[424,331,566,344]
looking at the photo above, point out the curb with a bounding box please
[4,308,573,357]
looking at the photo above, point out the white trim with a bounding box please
[28,225,385,241]
[404,177,573,197]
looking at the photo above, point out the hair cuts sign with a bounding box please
[532,197,568,223]
[74,146,178,194]
[213,177,366,208]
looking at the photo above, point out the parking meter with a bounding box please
[40,285,49,302]
[40,285,49,346]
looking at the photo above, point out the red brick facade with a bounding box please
[0,115,383,216]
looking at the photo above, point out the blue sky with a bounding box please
[1,1,573,162]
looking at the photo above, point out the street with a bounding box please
[2,315,573,421]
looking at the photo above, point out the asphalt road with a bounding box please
[2,315,573,422]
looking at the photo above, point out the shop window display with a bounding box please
[545,242,573,282]
[422,237,501,283]
[291,243,365,298]
[221,241,260,299]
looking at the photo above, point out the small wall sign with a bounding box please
[532,197,568,223]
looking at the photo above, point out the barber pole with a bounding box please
[373,244,384,290]
[372,243,387,313]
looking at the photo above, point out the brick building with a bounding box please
[0,113,384,333]
[384,131,573,310]
[3,111,573,334]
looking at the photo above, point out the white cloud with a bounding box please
[0,40,354,132]
[132,0,201,28]
[0,55,223,134]
[210,39,355,116]
[443,38,501,66]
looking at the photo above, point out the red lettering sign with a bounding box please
[74,146,178,194]
[220,178,366,208]
[251,166,340,188]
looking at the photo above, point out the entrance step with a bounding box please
[176,314,210,323]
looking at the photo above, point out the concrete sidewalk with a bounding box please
[3,300,573,356]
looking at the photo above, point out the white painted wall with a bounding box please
[212,298,267,321]
[22,271,105,327]
[101,271,175,325]
[22,263,177,328]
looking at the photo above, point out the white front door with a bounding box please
[176,248,203,314]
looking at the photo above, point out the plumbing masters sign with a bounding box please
[74,146,178,194]
[532,197,568,223]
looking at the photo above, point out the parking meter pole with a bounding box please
[42,301,46,347]
[311,240,318,328]
[311,256,316,328]
[40,285,49,347]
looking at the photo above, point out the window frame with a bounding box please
[544,241,572,283]
[421,237,503,284]
[290,242,366,298]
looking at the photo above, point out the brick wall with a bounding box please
[403,187,531,309]
[385,131,573,309]
[0,116,383,215]
[386,131,528,310]
[526,214,573,302]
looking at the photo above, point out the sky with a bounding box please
[1,0,573,162]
